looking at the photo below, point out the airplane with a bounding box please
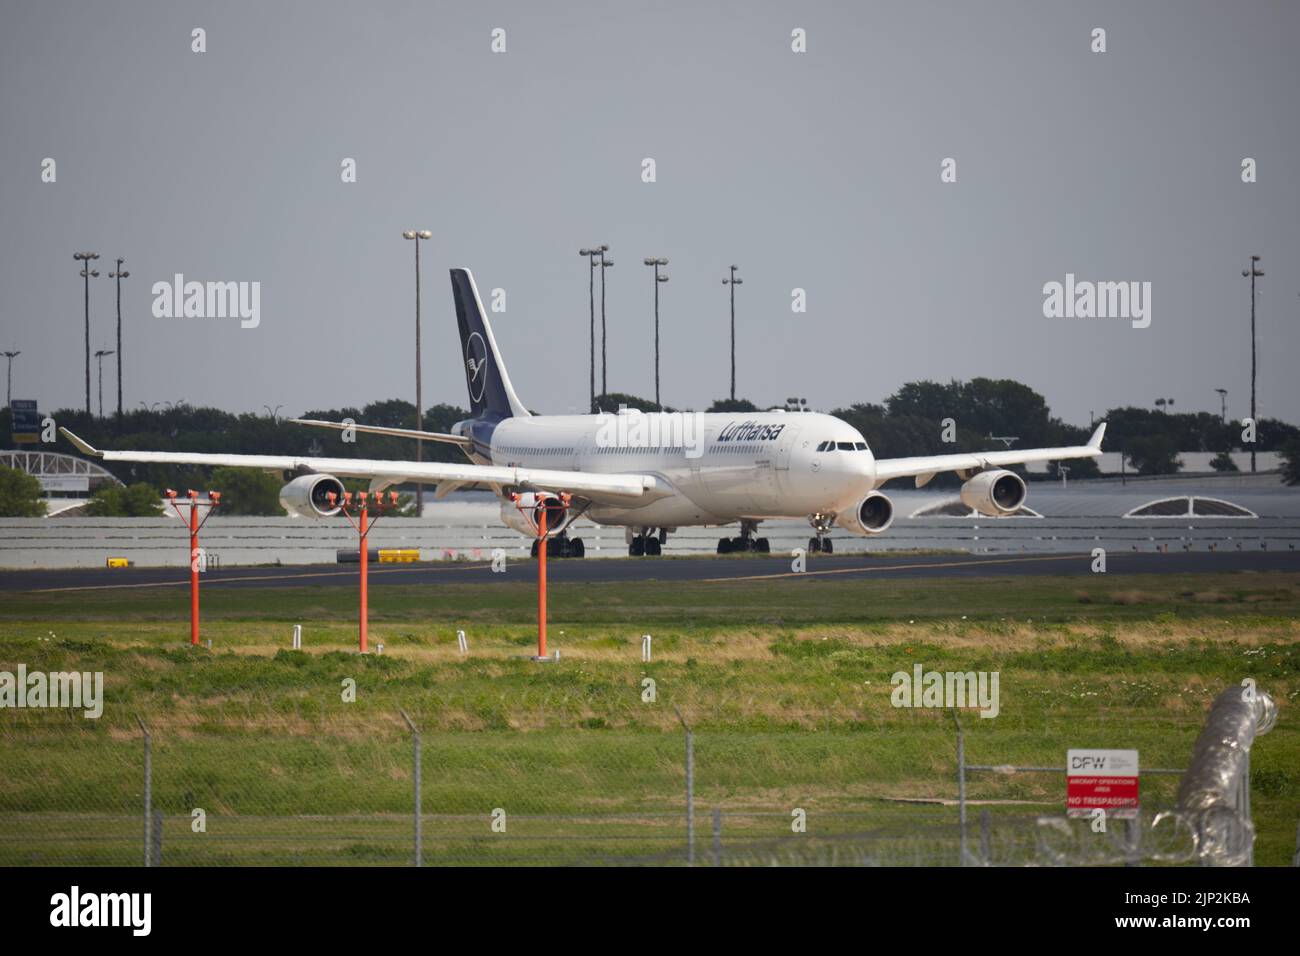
[61,268,1106,558]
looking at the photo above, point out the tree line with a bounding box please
[1,380,1297,515]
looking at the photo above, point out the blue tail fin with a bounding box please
[450,268,529,420]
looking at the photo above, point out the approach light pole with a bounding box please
[94,349,114,418]
[580,247,601,411]
[403,229,432,515]
[1241,255,1264,472]
[1214,388,1227,424]
[644,258,668,407]
[722,265,742,401]
[109,259,129,420]
[74,252,100,416]
[2,351,18,410]
[598,246,612,398]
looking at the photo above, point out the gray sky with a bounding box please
[2,0,1297,426]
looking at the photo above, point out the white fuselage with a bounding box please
[475,410,877,528]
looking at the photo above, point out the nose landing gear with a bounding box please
[806,513,834,554]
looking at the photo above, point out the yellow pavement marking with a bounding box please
[21,552,1092,594]
[695,552,1085,583]
[25,562,495,594]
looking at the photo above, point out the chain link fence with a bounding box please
[0,686,1284,866]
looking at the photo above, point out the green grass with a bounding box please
[0,571,1296,865]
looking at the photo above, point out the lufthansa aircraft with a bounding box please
[62,268,1106,557]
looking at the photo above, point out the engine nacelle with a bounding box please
[499,492,570,538]
[836,491,894,536]
[279,473,346,518]
[960,469,1027,516]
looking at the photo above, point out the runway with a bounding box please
[1,549,1296,593]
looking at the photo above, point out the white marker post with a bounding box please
[457,630,468,656]
[292,624,302,650]
[642,634,652,662]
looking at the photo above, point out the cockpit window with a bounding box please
[837,441,854,451]
[855,442,867,450]
[816,441,829,452]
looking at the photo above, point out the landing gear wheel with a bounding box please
[808,537,821,553]
[629,535,645,557]
[823,538,833,554]
[755,537,770,554]
[717,537,732,554]
[571,537,585,558]
[530,540,539,559]
[645,537,662,557]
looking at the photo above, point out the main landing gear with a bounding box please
[628,527,668,557]
[717,519,770,555]
[530,529,586,558]
[807,513,834,554]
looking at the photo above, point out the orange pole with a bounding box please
[537,504,547,658]
[189,499,200,646]
[359,501,369,654]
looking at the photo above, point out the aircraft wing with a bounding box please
[873,423,1106,487]
[59,429,664,503]
[290,418,473,448]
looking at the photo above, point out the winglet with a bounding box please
[59,428,102,457]
[1087,422,1107,451]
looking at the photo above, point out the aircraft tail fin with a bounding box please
[450,268,530,420]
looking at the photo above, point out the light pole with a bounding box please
[598,246,612,398]
[403,229,433,516]
[722,265,742,401]
[579,248,600,411]
[74,252,100,416]
[1215,388,1227,424]
[263,404,283,422]
[1241,255,1264,472]
[644,258,669,407]
[94,349,114,419]
[2,351,18,410]
[108,258,129,420]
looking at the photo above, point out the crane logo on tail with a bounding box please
[465,332,488,403]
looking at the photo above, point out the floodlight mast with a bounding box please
[722,265,742,401]
[402,230,433,514]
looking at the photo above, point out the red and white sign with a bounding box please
[1066,749,1139,819]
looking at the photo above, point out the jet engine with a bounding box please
[835,491,894,536]
[279,474,346,518]
[499,492,571,537]
[959,469,1027,516]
